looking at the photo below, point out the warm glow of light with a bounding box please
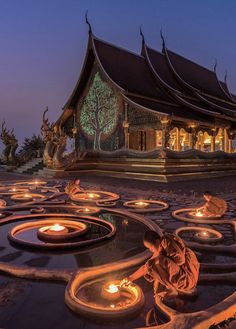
[110,304,115,308]
[34,180,38,185]
[135,201,149,207]
[161,117,170,125]
[106,284,119,294]
[202,231,208,237]
[11,188,16,192]
[87,193,99,199]
[84,208,90,212]
[204,139,211,144]
[50,223,66,232]
[195,211,203,217]
[24,194,30,198]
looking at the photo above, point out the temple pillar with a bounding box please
[189,131,197,149]
[123,103,130,149]
[141,130,146,151]
[187,124,198,150]
[176,127,181,151]
[224,129,228,152]
[161,117,171,149]
[218,129,224,151]
[189,133,193,149]
[228,139,233,153]
[200,133,204,151]
[210,129,217,152]
[195,134,200,150]
[228,131,235,153]
[210,135,215,152]
[123,122,129,148]
[161,130,167,148]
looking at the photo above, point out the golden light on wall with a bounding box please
[204,138,211,144]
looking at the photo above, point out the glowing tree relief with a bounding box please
[80,72,119,150]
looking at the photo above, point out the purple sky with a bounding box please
[0,0,236,150]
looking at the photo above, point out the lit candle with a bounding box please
[102,282,120,301]
[84,208,90,212]
[87,193,99,199]
[110,304,115,308]
[201,231,208,237]
[135,201,149,207]
[106,284,119,294]
[195,211,203,217]
[50,223,66,232]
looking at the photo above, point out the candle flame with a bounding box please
[87,193,99,199]
[84,208,90,212]
[24,194,29,198]
[106,284,119,294]
[196,211,203,217]
[135,201,149,207]
[50,223,65,232]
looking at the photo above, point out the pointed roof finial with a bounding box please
[213,58,217,73]
[139,25,145,45]
[85,10,92,34]
[160,28,166,50]
[224,70,228,83]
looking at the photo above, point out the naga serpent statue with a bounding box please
[41,108,56,168]
[41,108,76,169]
[0,121,18,165]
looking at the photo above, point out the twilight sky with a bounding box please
[0,0,236,149]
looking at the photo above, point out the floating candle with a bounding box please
[195,211,203,217]
[106,284,119,294]
[49,223,66,232]
[134,201,149,207]
[88,193,99,199]
[102,282,121,301]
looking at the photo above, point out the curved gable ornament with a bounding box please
[79,72,119,151]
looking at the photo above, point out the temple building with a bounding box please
[49,25,236,181]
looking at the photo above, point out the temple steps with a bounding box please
[34,167,55,177]
[14,158,44,174]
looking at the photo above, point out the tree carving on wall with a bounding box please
[80,72,118,150]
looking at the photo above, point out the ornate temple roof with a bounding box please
[57,31,236,129]
[93,38,167,100]
[165,48,228,99]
